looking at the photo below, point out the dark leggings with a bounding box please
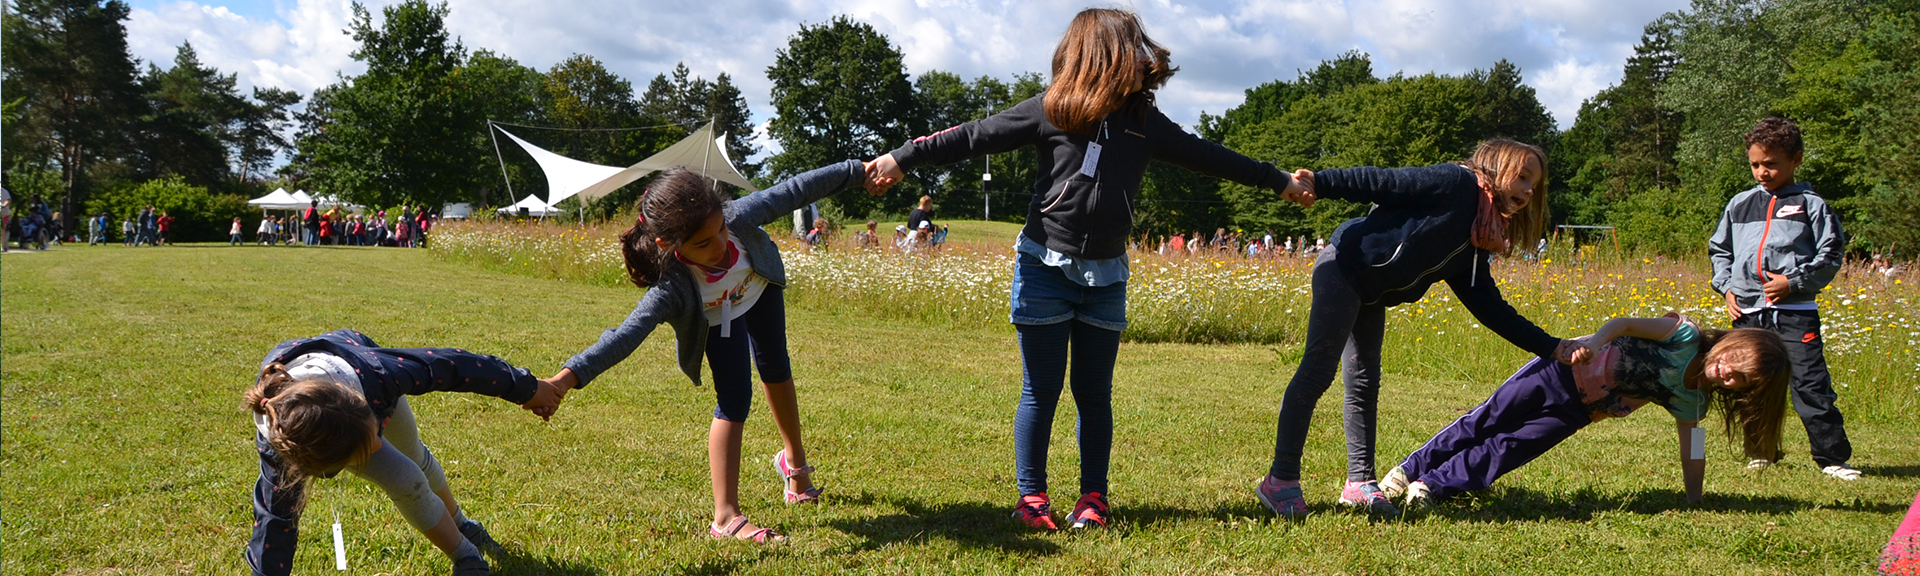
[705,286,793,422]
[1014,320,1121,496]
[1269,248,1388,482]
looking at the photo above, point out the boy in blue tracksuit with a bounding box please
[1707,116,1859,481]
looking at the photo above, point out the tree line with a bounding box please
[4,0,1914,255]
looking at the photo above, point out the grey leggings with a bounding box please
[349,397,455,531]
[1270,247,1387,482]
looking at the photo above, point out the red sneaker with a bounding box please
[1068,492,1110,529]
[1011,493,1058,530]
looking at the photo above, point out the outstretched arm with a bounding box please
[1677,419,1705,503]
[247,445,302,576]
[728,160,864,228]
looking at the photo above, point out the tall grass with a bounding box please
[429,219,1920,422]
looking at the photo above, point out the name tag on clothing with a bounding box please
[1080,142,1102,178]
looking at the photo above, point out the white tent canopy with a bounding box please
[494,120,760,208]
[247,188,303,210]
[498,194,563,217]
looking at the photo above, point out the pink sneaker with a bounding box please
[1012,493,1058,530]
[1337,480,1401,515]
[1256,476,1308,518]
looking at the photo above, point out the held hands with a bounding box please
[522,369,578,421]
[1279,169,1316,208]
[1553,338,1594,366]
[863,154,904,196]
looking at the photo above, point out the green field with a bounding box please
[2,244,1912,575]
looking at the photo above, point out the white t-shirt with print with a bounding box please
[688,232,768,332]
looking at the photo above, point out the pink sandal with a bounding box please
[773,450,823,504]
[708,515,784,543]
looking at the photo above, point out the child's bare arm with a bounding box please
[1677,419,1705,503]
[1588,316,1684,350]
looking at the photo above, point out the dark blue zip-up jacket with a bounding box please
[247,329,538,576]
[1318,164,1560,359]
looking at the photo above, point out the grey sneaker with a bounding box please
[1745,459,1772,471]
[452,554,490,576]
[1403,481,1432,510]
[1380,466,1411,499]
[1822,464,1862,481]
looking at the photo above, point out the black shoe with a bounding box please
[458,519,502,554]
[452,554,490,576]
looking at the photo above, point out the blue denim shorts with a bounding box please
[1009,253,1127,331]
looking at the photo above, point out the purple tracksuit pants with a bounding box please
[1399,357,1591,502]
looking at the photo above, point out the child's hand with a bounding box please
[522,381,563,421]
[1279,169,1316,208]
[1723,291,1742,320]
[1761,271,1790,303]
[863,154,903,196]
[1553,338,1593,365]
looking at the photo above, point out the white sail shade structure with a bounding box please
[494,120,759,208]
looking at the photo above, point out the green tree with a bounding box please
[765,15,916,219]
[134,42,246,190]
[638,63,759,177]
[291,1,482,208]
[1553,20,1684,226]
[84,175,251,241]
[538,53,645,166]
[234,86,302,184]
[1,0,146,231]
[459,49,544,206]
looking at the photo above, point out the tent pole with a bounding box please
[488,121,515,207]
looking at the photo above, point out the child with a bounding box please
[230,217,245,245]
[1707,117,1860,480]
[245,329,561,576]
[122,214,135,246]
[856,220,879,249]
[863,7,1309,530]
[258,215,274,245]
[1379,314,1790,507]
[1259,139,1578,517]
[539,161,866,542]
[805,217,829,247]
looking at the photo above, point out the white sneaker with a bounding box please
[1822,464,1862,481]
[1403,481,1431,509]
[1380,466,1410,499]
[1745,459,1772,471]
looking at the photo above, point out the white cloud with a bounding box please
[127,0,1691,146]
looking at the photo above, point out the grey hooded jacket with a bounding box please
[1708,182,1845,309]
[562,160,863,388]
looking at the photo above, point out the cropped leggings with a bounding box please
[705,286,793,422]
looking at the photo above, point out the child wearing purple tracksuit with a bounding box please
[1379,314,1792,507]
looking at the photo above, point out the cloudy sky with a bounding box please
[125,0,1690,159]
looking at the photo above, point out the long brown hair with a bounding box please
[244,363,379,509]
[1459,139,1549,255]
[618,169,730,288]
[1688,328,1793,457]
[1043,8,1176,136]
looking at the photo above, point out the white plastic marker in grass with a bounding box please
[1689,427,1706,460]
[332,508,347,571]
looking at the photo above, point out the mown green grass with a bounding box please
[2,245,1912,575]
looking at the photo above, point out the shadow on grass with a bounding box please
[1861,464,1920,479]
[822,492,1061,555]
[1419,486,1911,523]
[489,543,604,576]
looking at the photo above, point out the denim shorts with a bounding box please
[1009,253,1127,331]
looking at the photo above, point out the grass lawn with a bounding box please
[2,244,1912,575]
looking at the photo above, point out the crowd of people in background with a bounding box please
[1,197,441,250]
[1148,229,1322,260]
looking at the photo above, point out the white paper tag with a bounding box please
[332,517,347,571]
[1079,142,1102,178]
[1689,427,1705,460]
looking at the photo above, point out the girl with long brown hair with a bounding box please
[1380,314,1792,507]
[245,329,560,576]
[864,7,1312,530]
[539,160,869,543]
[1258,139,1580,517]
